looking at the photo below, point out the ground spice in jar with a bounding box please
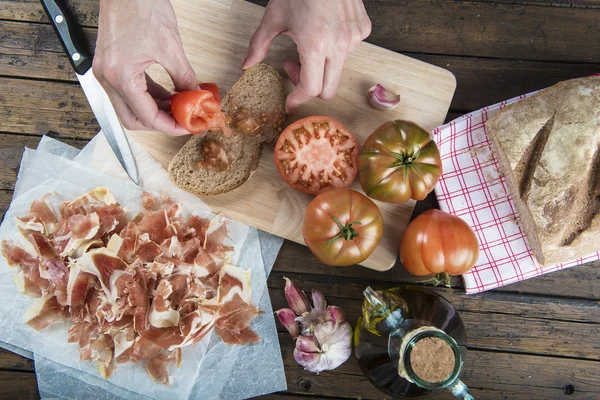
[409,337,455,383]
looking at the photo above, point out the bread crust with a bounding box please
[485,76,600,265]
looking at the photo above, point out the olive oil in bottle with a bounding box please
[354,286,473,399]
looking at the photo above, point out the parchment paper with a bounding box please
[0,134,286,399]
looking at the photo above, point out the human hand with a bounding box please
[93,0,197,136]
[243,0,371,112]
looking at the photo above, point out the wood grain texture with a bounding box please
[0,78,99,138]
[0,370,39,400]
[128,0,456,271]
[0,349,33,372]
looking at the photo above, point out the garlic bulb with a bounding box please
[275,278,352,373]
[367,83,401,111]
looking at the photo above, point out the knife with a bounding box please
[40,0,139,185]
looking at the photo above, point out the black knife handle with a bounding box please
[40,0,93,75]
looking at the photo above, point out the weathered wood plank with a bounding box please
[0,78,99,138]
[2,0,600,63]
[275,333,600,399]
[273,240,600,300]
[0,348,33,372]
[0,20,96,81]
[0,190,13,222]
[364,0,600,63]
[0,0,98,27]
[0,134,87,191]
[268,282,600,360]
[268,271,600,324]
[1,20,599,116]
[0,370,39,400]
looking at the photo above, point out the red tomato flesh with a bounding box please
[170,86,230,135]
[274,116,360,194]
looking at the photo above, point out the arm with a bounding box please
[243,0,372,112]
[93,0,197,136]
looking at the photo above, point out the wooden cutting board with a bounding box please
[129,0,456,271]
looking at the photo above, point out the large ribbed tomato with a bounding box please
[274,116,360,195]
[359,120,442,204]
[400,209,479,283]
[302,188,383,266]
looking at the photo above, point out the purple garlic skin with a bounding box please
[276,278,353,373]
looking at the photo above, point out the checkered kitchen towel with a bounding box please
[432,90,600,294]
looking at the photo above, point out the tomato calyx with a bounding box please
[326,215,362,246]
[419,272,454,288]
[389,145,422,167]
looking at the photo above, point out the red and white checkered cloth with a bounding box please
[432,91,600,294]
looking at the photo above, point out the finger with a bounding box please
[102,83,147,132]
[283,60,300,86]
[145,74,171,112]
[160,49,198,92]
[117,75,190,136]
[320,56,345,100]
[285,54,326,113]
[242,17,283,69]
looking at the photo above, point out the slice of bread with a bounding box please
[222,63,286,145]
[168,131,262,196]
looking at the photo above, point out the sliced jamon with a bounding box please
[136,209,168,244]
[66,266,94,308]
[2,239,49,294]
[68,212,100,239]
[23,295,67,330]
[28,232,69,305]
[148,279,180,328]
[137,241,163,262]
[90,333,116,378]
[129,337,163,362]
[217,264,252,304]
[146,351,179,385]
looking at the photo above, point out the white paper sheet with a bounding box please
[0,133,286,399]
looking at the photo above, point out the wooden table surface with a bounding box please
[0,1,599,399]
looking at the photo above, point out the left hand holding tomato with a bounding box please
[303,188,383,266]
[399,209,480,285]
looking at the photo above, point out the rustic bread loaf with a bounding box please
[168,131,262,196]
[485,76,600,265]
[222,63,286,145]
[168,63,286,196]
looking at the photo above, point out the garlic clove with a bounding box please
[367,83,401,111]
[275,308,300,339]
[293,344,321,372]
[311,290,327,316]
[324,305,346,328]
[296,334,321,353]
[284,277,311,315]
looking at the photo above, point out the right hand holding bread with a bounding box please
[243,0,372,112]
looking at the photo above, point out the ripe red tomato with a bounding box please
[400,209,479,281]
[199,83,221,102]
[359,120,442,204]
[170,86,230,135]
[302,188,383,266]
[274,116,360,195]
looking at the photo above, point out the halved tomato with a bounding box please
[170,86,230,135]
[274,116,360,194]
[199,83,221,102]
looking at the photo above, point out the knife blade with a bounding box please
[40,0,139,185]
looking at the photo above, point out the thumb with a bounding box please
[242,20,281,69]
[162,50,198,92]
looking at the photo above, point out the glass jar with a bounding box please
[354,286,474,399]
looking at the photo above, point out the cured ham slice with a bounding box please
[2,240,49,294]
[149,279,180,328]
[28,232,69,305]
[217,265,252,304]
[146,352,179,385]
[23,295,67,330]
[214,293,262,345]
[2,188,262,385]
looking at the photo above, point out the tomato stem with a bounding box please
[389,145,421,167]
[419,272,453,288]
[326,215,361,246]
